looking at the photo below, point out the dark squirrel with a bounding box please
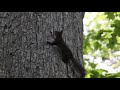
[47,31,86,78]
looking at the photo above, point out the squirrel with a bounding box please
[47,31,86,78]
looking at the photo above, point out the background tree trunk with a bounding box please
[0,12,84,78]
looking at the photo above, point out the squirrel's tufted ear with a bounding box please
[60,31,63,34]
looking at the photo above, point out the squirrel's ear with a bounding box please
[60,31,63,34]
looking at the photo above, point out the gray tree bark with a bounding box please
[0,12,84,78]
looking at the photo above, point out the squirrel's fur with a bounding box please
[47,31,86,78]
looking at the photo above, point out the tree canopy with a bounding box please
[84,12,120,78]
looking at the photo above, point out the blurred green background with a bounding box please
[83,12,120,78]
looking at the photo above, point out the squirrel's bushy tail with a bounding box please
[70,58,86,78]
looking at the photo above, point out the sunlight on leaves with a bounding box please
[84,12,120,78]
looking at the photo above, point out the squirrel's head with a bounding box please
[54,31,63,38]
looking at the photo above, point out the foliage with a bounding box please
[85,62,120,78]
[84,12,120,78]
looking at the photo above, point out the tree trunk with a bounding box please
[0,12,84,78]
